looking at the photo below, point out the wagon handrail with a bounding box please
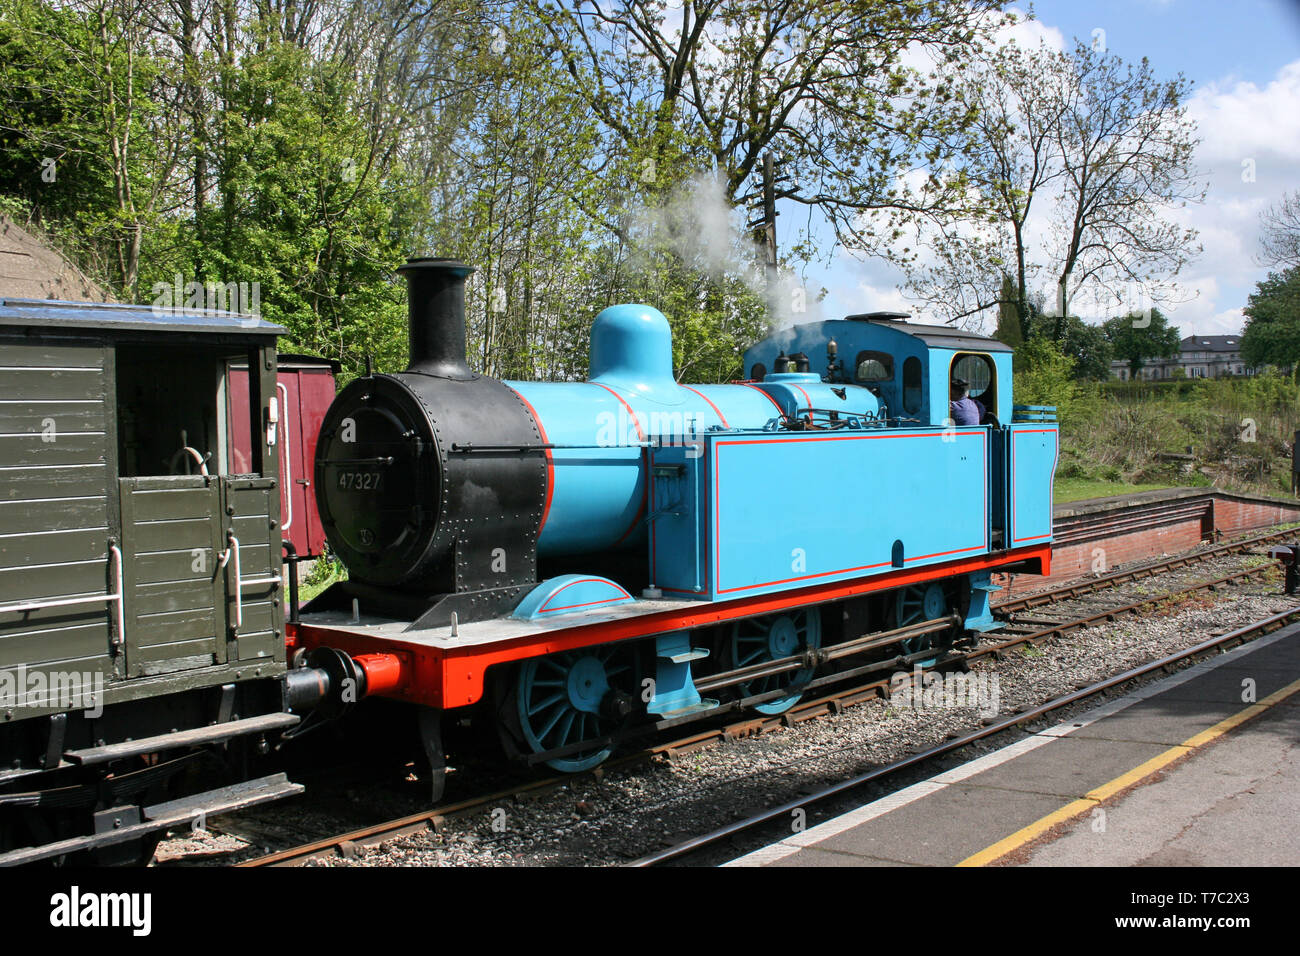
[0,545,127,652]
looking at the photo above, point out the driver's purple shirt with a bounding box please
[949,396,984,426]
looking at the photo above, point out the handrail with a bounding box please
[224,533,281,633]
[276,382,293,532]
[0,544,127,651]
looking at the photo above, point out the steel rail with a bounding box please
[992,526,1294,614]
[235,554,1284,867]
[626,605,1300,867]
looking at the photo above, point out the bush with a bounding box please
[1013,335,1099,427]
[1066,368,1300,497]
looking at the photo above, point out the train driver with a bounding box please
[949,377,985,426]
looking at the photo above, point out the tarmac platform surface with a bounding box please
[724,621,1300,867]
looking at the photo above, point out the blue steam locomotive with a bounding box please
[291,259,1058,787]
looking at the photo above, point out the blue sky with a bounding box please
[796,0,1300,339]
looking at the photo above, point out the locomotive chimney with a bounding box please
[398,257,476,378]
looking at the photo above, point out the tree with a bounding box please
[1051,314,1112,381]
[534,0,1005,256]
[1013,335,1088,423]
[1010,297,1109,379]
[1102,307,1181,378]
[0,0,188,298]
[1050,44,1202,326]
[906,40,1064,336]
[905,39,1203,336]
[1258,191,1300,270]
[993,275,1023,347]
[1241,267,1300,369]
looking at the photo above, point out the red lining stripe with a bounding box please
[613,487,647,547]
[509,388,554,535]
[592,382,646,441]
[680,384,730,428]
[592,382,648,544]
[292,542,1053,709]
[714,430,987,593]
[740,383,787,418]
[1011,428,1059,543]
[539,577,633,613]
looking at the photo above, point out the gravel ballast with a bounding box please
[156,550,1294,867]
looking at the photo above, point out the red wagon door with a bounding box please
[227,356,337,559]
[290,360,337,557]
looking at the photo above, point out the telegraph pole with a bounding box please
[748,151,781,317]
[761,152,778,298]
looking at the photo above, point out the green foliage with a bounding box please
[903,37,1202,335]
[0,1,1198,396]
[1021,309,1113,381]
[1065,370,1300,497]
[300,546,348,603]
[994,275,1023,349]
[1057,317,1114,381]
[0,0,173,293]
[1241,267,1300,369]
[1012,335,1099,427]
[1102,308,1182,378]
[1054,478,1177,504]
[537,0,1000,259]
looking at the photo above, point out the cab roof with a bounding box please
[841,314,1012,353]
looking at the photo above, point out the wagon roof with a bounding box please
[0,297,285,337]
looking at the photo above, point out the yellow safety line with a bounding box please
[957,675,1300,867]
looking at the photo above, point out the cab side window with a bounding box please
[951,353,995,417]
[854,351,893,383]
[902,356,922,415]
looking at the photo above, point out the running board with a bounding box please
[0,772,303,867]
[63,712,301,766]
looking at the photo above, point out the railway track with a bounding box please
[991,524,1296,615]
[630,604,1300,867]
[230,526,1292,867]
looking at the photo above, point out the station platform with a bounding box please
[724,622,1300,867]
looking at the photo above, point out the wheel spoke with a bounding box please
[554,710,577,747]
[515,654,619,773]
[527,691,564,717]
[536,700,568,742]
[732,612,821,715]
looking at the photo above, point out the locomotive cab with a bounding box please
[744,312,1014,428]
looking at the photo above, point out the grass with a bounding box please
[299,552,347,603]
[1054,477,1178,504]
[1044,371,1300,504]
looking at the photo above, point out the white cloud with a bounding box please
[818,49,1300,340]
[995,6,1067,53]
[1168,59,1300,334]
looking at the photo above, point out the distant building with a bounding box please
[1110,334,1258,381]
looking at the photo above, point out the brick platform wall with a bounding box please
[993,491,1300,596]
